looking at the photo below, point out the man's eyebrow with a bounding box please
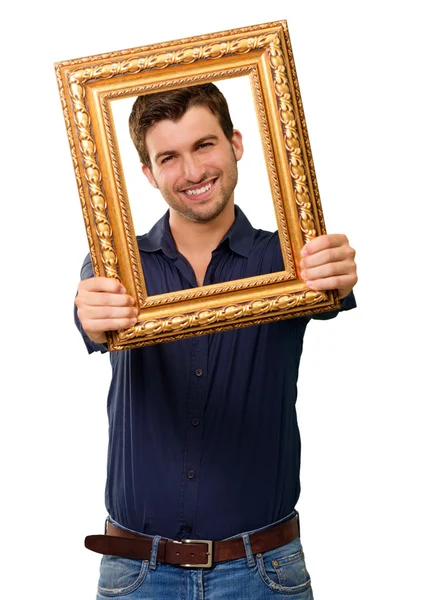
[194,135,219,146]
[154,149,177,164]
[154,135,219,164]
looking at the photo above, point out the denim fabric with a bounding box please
[96,517,314,599]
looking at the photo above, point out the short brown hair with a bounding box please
[128,83,234,168]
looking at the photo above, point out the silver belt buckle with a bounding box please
[180,539,213,568]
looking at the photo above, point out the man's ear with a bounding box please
[142,164,159,189]
[231,130,244,161]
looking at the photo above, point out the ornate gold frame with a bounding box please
[55,20,339,350]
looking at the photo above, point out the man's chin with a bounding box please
[177,200,231,224]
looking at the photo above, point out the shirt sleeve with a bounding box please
[310,290,357,321]
[74,254,109,354]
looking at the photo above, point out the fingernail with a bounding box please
[301,270,306,280]
[120,286,126,294]
[301,248,307,257]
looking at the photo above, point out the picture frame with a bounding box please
[55,19,340,351]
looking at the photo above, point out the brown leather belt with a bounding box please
[85,515,299,568]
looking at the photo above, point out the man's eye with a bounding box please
[198,143,212,149]
[161,155,174,164]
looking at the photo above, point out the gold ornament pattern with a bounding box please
[67,74,119,280]
[248,67,295,273]
[66,27,320,284]
[57,21,283,68]
[101,99,146,301]
[69,33,276,86]
[111,298,336,350]
[56,66,100,276]
[56,21,338,349]
[101,66,296,308]
[117,290,326,342]
[268,32,317,243]
[65,32,278,283]
[282,24,326,233]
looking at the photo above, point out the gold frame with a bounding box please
[55,20,339,351]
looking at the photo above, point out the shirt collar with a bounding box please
[137,205,255,259]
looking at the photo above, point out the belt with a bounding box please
[85,514,299,568]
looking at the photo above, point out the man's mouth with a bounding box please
[180,178,217,200]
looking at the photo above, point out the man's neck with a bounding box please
[169,201,235,258]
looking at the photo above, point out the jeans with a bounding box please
[96,515,314,599]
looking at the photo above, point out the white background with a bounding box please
[2,2,423,599]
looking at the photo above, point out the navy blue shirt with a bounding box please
[76,207,356,541]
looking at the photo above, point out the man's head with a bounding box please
[129,84,235,169]
[128,84,243,224]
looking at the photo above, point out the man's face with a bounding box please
[142,105,243,223]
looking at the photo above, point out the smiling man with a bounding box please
[139,102,243,286]
[141,106,241,222]
[75,83,357,599]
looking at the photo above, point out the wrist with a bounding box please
[88,332,108,344]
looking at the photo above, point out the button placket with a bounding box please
[181,335,208,534]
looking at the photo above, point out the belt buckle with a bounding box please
[180,539,213,568]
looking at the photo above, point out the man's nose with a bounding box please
[182,154,205,183]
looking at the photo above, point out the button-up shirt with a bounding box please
[76,207,356,541]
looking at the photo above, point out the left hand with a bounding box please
[300,234,357,299]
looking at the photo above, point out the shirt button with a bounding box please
[187,470,195,479]
[191,418,200,427]
[195,369,203,377]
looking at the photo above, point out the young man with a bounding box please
[75,84,357,599]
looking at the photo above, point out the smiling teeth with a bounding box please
[185,181,213,196]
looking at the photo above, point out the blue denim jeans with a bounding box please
[96,515,314,599]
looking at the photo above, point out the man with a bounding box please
[75,83,357,599]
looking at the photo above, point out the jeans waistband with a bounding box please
[106,510,298,543]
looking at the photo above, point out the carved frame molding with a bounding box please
[55,20,339,350]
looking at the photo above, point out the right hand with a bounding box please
[75,277,138,344]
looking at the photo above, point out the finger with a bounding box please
[83,316,138,334]
[301,234,349,257]
[305,273,356,293]
[78,277,126,294]
[76,290,135,308]
[300,247,351,270]
[79,305,138,321]
[301,259,354,282]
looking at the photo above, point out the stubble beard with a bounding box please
[156,153,239,224]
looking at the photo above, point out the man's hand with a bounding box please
[75,277,138,344]
[300,234,357,299]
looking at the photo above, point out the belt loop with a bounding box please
[149,535,161,570]
[241,533,255,568]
